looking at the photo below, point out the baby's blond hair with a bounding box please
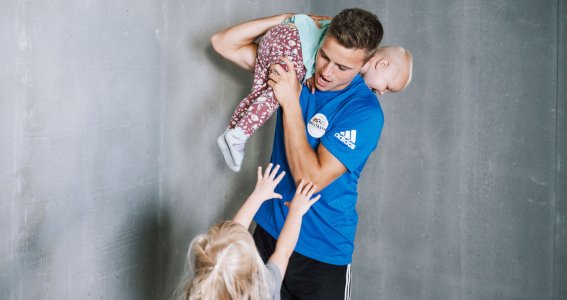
[180,221,269,300]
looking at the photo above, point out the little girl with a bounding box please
[179,164,320,299]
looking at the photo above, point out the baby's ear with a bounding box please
[362,56,378,74]
[376,58,390,70]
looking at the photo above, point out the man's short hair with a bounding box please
[328,8,384,61]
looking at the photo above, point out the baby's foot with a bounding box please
[224,128,247,170]
[217,127,247,172]
[217,131,240,172]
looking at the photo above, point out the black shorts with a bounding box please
[253,225,352,300]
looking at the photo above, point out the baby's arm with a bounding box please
[233,164,285,228]
[267,180,320,277]
[211,13,293,73]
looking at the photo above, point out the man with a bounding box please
[214,8,384,299]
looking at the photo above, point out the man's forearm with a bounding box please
[280,97,347,191]
[282,103,323,185]
[269,58,347,191]
[211,13,292,72]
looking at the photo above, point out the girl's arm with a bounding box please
[267,180,320,276]
[211,13,292,72]
[233,164,285,228]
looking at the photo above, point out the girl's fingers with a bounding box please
[257,166,263,180]
[269,164,280,179]
[274,171,286,184]
[302,182,314,195]
[306,184,317,197]
[296,179,305,193]
[263,163,273,177]
[310,194,321,204]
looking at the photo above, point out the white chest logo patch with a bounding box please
[307,113,328,138]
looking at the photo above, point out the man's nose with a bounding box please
[321,63,334,77]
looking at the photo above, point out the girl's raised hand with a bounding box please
[252,163,285,201]
[284,179,321,216]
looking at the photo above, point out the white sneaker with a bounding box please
[224,128,246,168]
[217,131,240,172]
[217,128,247,172]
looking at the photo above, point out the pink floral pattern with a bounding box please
[227,24,306,136]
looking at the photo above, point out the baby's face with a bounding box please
[363,65,405,96]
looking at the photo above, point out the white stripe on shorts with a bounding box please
[344,264,352,300]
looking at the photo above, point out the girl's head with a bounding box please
[181,221,267,300]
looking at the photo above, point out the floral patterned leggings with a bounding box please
[227,23,307,136]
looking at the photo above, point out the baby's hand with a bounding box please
[284,179,321,216]
[252,163,285,201]
[304,77,315,94]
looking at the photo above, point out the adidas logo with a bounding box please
[335,130,356,149]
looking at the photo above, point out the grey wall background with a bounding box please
[0,1,163,299]
[556,0,566,298]
[1,0,564,299]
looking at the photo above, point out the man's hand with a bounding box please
[268,57,302,109]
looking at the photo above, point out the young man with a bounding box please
[213,8,385,299]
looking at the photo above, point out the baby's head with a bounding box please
[181,221,268,300]
[360,46,413,95]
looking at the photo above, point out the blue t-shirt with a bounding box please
[254,75,384,265]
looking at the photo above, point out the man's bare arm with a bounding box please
[211,13,292,72]
[268,57,347,191]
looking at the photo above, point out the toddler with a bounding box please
[179,164,320,299]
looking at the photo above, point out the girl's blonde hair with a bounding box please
[180,221,269,300]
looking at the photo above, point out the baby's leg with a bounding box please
[234,24,307,136]
[226,35,272,130]
[219,24,306,171]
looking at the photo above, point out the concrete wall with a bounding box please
[555,0,566,298]
[1,0,564,299]
[0,1,162,299]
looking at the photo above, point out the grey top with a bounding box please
[265,262,282,300]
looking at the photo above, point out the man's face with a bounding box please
[314,35,367,91]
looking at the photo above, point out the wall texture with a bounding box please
[555,0,566,298]
[0,1,162,299]
[0,0,564,299]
